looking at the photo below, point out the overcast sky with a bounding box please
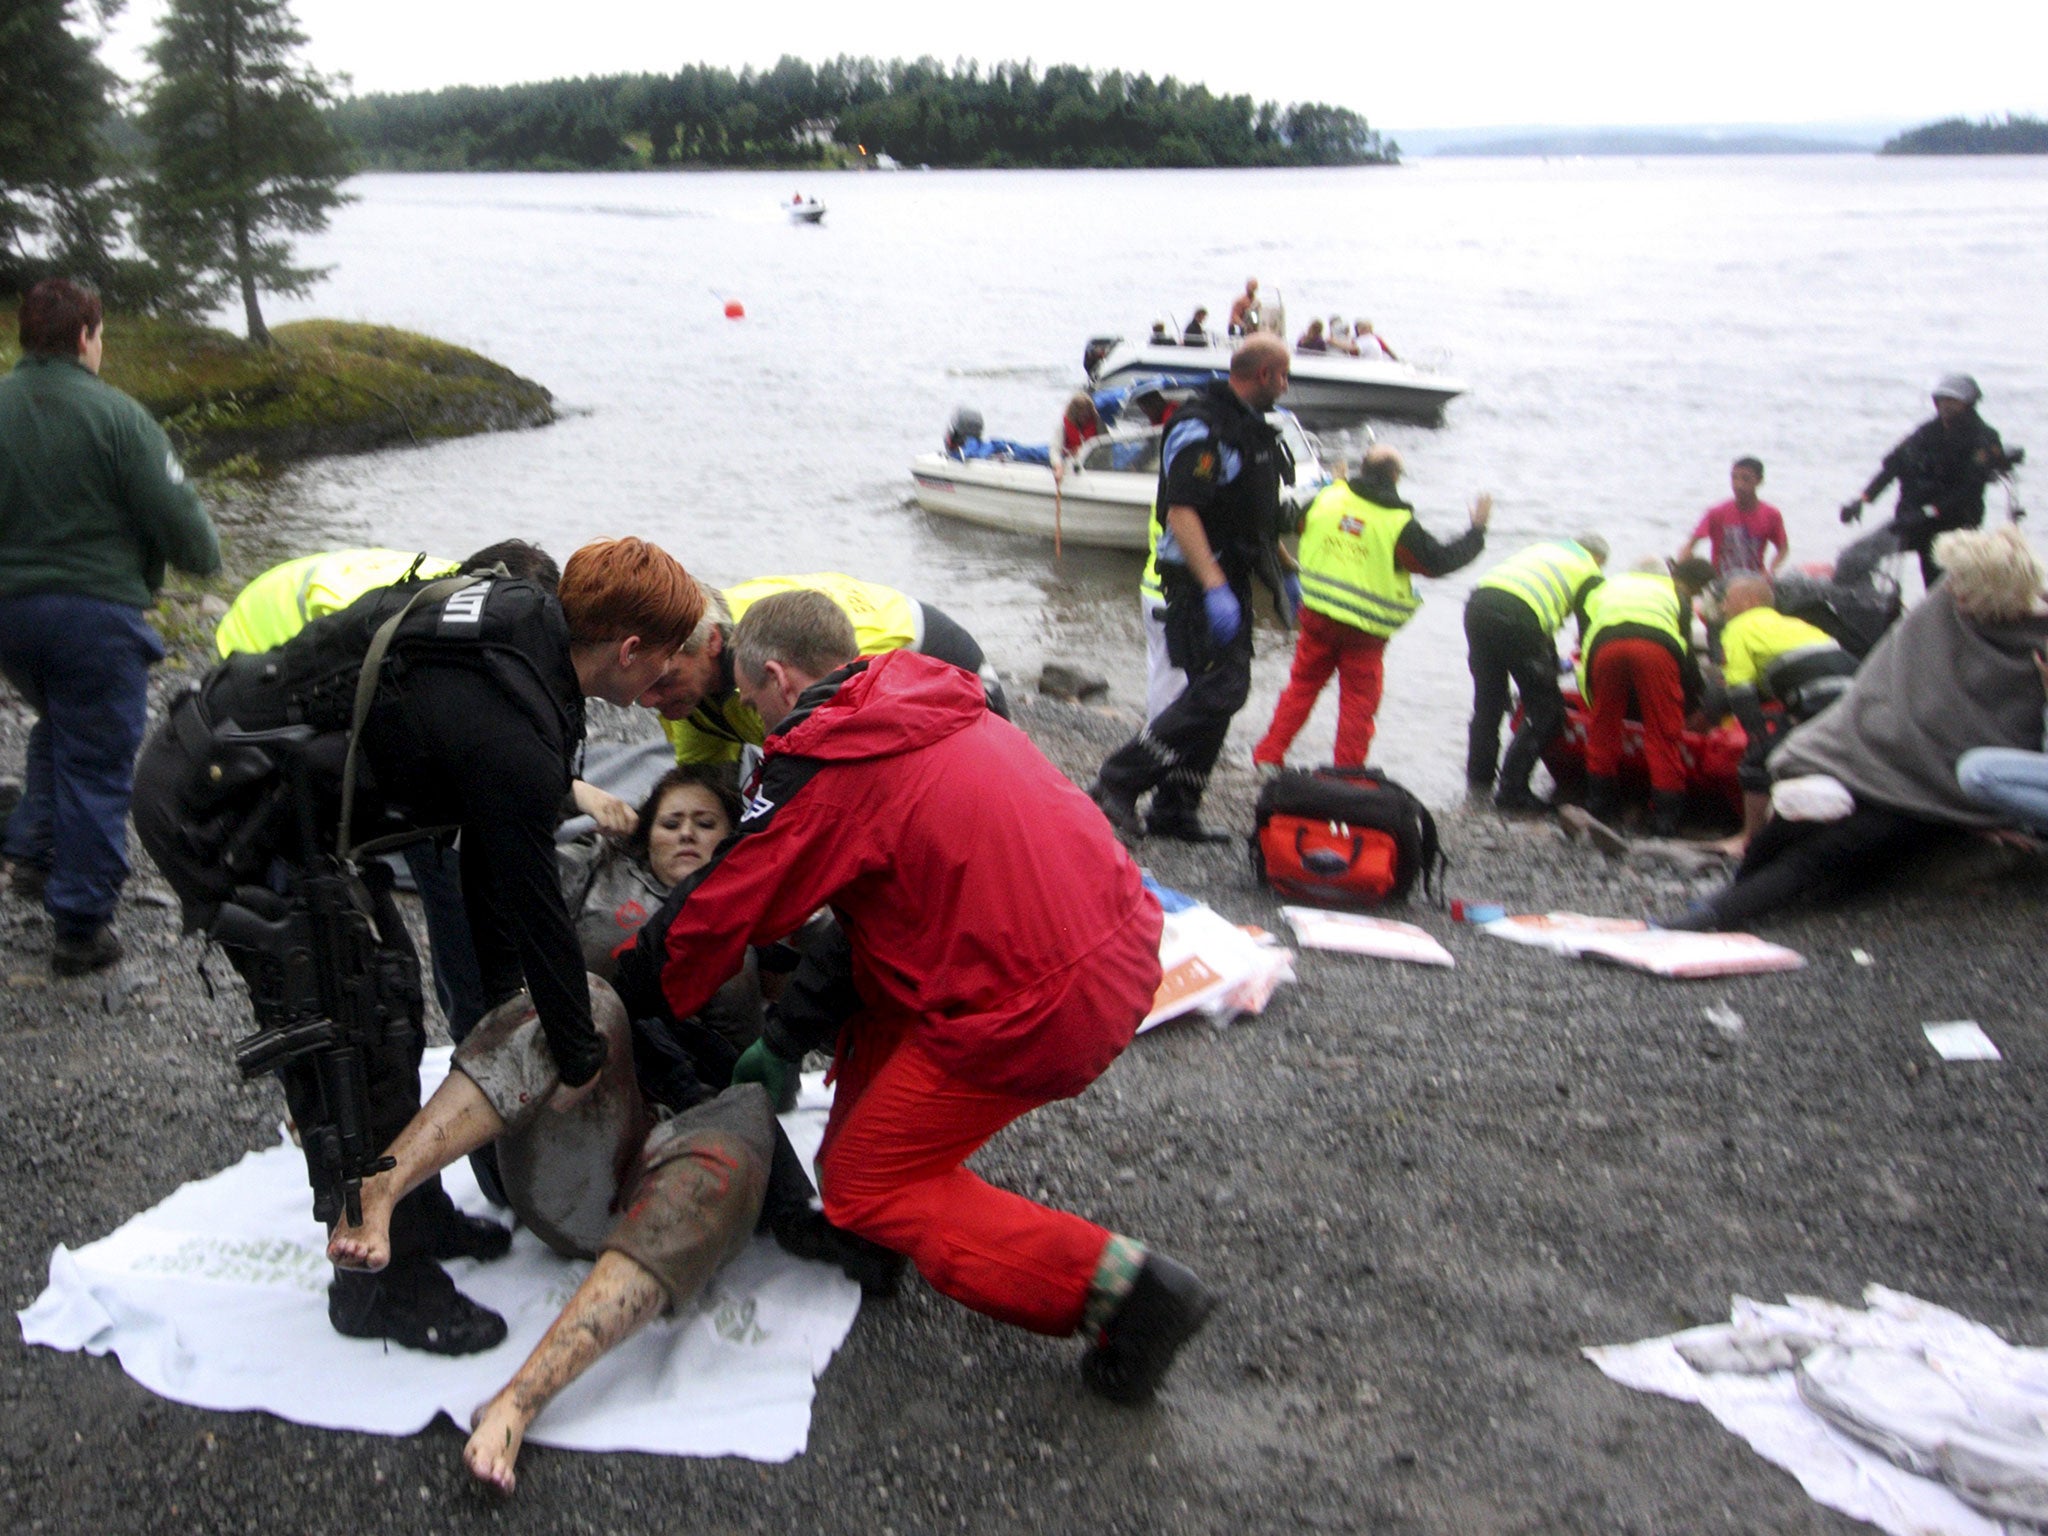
[95,0,2048,132]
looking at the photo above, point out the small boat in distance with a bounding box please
[1084,334,1465,426]
[788,193,826,224]
[910,386,1332,551]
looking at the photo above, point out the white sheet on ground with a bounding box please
[1143,902,1295,1032]
[1280,907,1454,967]
[1587,1287,2048,1535]
[1480,912,1804,977]
[17,1054,860,1461]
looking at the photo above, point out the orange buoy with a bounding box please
[723,299,745,320]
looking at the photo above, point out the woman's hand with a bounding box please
[571,779,636,837]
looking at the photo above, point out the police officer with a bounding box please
[642,570,1007,765]
[1091,334,1293,841]
[1252,445,1489,775]
[134,537,703,1353]
[1464,532,1609,812]
[1841,374,2017,588]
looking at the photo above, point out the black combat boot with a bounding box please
[1080,1252,1218,1406]
[328,1257,507,1355]
[1649,789,1686,839]
[1584,774,1621,823]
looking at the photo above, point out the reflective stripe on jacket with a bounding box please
[1475,540,1601,634]
[215,548,459,656]
[1295,482,1418,639]
[1576,572,1688,702]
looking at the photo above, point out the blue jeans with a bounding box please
[0,594,164,938]
[1958,747,2048,832]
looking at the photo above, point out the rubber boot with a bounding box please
[1584,774,1621,823]
[1081,1252,1218,1406]
[1649,789,1685,839]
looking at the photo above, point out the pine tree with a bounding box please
[137,0,349,344]
[0,0,120,294]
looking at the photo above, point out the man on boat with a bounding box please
[677,591,1214,1409]
[1713,573,1858,854]
[1575,557,1717,837]
[1841,374,2016,589]
[1251,446,1490,775]
[1090,334,1293,841]
[1228,278,1260,337]
[1183,308,1212,346]
[1679,456,1787,580]
[644,572,1007,768]
[1463,532,1610,812]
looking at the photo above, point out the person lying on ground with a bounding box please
[1712,573,1857,855]
[659,589,1216,1406]
[327,974,885,1494]
[1663,527,2048,930]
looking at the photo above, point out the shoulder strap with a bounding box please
[336,574,479,860]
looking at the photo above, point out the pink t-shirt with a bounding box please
[1691,498,1786,575]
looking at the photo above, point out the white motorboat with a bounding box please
[1085,336,1464,424]
[910,400,1331,551]
[788,196,826,224]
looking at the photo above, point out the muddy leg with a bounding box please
[329,1070,505,1271]
[463,1250,665,1494]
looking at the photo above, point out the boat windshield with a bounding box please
[1081,432,1162,474]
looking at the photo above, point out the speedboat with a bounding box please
[788,196,825,224]
[910,384,1332,551]
[1084,335,1465,425]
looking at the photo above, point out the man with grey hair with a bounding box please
[1463,532,1610,812]
[650,588,1215,1406]
[1841,374,2017,588]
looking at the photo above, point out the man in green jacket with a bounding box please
[0,280,220,975]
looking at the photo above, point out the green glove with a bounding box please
[733,1037,792,1109]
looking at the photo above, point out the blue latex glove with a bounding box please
[1282,571,1303,617]
[732,1037,792,1108]
[1202,584,1243,644]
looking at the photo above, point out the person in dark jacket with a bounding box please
[1841,374,2017,588]
[675,591,1215,1408]
[1091,335,1293,841]
[0,279,221,974]
[133,537,703,1356]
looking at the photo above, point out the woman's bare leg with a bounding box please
[328,1070,506,1271]
[463,1250,667,1494]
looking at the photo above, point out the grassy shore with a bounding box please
[1,313,555,473]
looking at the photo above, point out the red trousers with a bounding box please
[815,1021,1112,1337]
[1254,608,1387,768]
[1587,638,1687,793]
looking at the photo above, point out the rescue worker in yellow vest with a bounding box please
[1575,559,1716,836]
[213,548,462,657]
[1138,518,1188,723]
[1464,534,1609,812]
[643,572,1007,762]
[1714,573,1858,853]
[1253,446,1489,771]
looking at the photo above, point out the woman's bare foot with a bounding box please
[326,1171,400,1271]
[464,1392,531,1494]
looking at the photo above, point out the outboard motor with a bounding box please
[1082,336,1120,380]
[944,407,985,457]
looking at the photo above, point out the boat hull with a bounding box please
[1091,341,1465,424]
[910,454,1152,550]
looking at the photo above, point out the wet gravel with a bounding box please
[2,665,2045,1535]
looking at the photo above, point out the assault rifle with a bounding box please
[206,725,409,1229]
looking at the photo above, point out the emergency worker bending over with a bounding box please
[134,538,703,1354]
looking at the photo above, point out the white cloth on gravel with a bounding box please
[17,1054,860,1462]
[1587,1287,2048,1535]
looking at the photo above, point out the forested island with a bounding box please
[1882,115,2048,155]
[330,56,1397,171]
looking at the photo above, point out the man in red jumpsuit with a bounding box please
[648,588,1215,1405]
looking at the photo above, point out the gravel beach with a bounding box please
[2,649,2044,1536]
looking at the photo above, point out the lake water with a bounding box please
[240,156,2048,803]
